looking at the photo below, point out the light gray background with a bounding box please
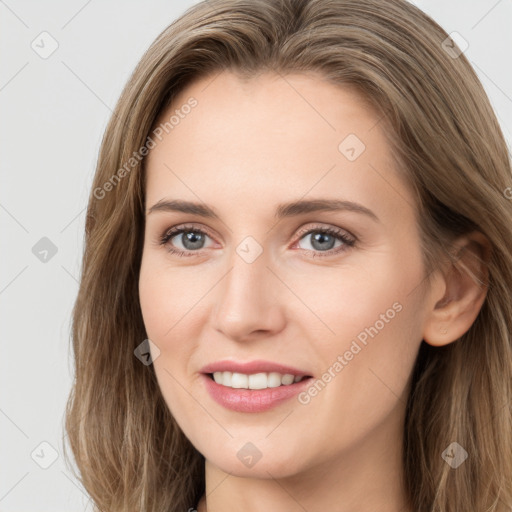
[1,1,511,510]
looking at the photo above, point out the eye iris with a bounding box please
[181,231,204,250]
[311,232,336,251]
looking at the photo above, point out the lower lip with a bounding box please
[201,373,313,413]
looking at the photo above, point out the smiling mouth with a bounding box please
[206,371,313,390]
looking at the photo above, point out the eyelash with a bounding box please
[158,223,356,259]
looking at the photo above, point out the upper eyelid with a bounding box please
[161,223,216,242]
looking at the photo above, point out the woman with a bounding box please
[64,0,512,511]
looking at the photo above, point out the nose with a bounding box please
[212,248,286,342]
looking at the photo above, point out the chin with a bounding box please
[201,439,310,479]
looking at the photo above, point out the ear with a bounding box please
[422,231,492,347]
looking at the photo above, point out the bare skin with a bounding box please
[139,71,489,512]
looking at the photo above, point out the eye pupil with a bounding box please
[186,232,200,241]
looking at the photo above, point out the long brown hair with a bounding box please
[63,1,512,510]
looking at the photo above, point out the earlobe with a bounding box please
[422,231,491,348]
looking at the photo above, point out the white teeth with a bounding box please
[212,371,307,389]
[267,372,282,388]
[249,373,268,389]
[230,372,248,389]
[281,374,295,385]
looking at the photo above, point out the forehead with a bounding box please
[144,71,415,222]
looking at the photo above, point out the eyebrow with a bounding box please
[147,198,380,223]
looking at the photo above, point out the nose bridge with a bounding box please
[212,242,284,339]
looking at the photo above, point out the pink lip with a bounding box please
[201,373,314,413]
[199,359,311,376]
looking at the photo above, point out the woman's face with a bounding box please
[139,71,437,478]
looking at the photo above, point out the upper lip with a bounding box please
[200,359,312,377]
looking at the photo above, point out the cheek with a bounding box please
[138,255,201,418]
[138,253,182,357]
[295,246,424,401]
[138,253,208,371]
[138,264,166,339]
[138,252,194,338]
[290,254,420,350]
